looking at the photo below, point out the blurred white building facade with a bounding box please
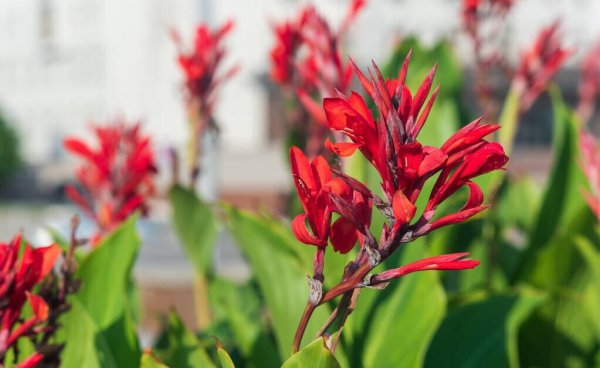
[0,0,599,165]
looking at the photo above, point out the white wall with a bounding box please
[0,0,598,164]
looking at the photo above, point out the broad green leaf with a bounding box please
[515,207,599,368]
[140,352,170,368]
[208,277,280,368]
[425,291,545,368]
[225,207,331,358]
[495,176,542,231]
[154,311,216,368]
[169,185,218,275]
[60,216,141,368]
[282,338,341,368]
[574,237,600,341]
[576,238,600,341]
[512,88,585,283]
[497,89,521,156]
[359,244,447,368]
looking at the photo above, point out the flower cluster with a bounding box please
[64,120,157,244]
[173,21,238,119]
[0,235,60,367]
[581,131,600,221]
[577,41,600,123]
[290,53,508,351]
[513,21,572,112]
[270,0,365,155]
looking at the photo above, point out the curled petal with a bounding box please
[292,214,325,246]
[464,181,484,209]
[330,217,358,254]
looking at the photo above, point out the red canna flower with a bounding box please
[581,131,600,221]
[290,147,372,254]
[173,21,239,119]
[290,146,333,248]
[324,56,507,231]
[270,0,366,158]
[513,21,572,112]
[64,120,157,244]
[291,52,508,353]
[0,234,60,365]
[577,41,600,123]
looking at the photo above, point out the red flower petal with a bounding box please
[292,214,325,246]
[27,293,49,322]
[392,190,416,224]
[16,352,44,368]
[330,217,358,254]
[325,139,360,157]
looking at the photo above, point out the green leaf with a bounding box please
[497,89,521,156]
[225,207,331,358]
[282,338,341,368]
[357,243,446,368]
[575,236,600,341]
[425,291,545,368]
[169,185,218,275]
[512,88,585,283]
[208,277,280,368]
[60,216,141,368]
[140,352,170,368]
[217,345,236,368]
[154,311,216,368]
[515,207,599,367]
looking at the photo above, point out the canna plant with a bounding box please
[63,120,157,245]
[172,20,238,190]
[288,53,509,353]
[0,235,61,367]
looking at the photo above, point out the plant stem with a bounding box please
[292,302,316,354]
[194,273,212,330]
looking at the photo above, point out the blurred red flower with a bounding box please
[270,0,365,126]
[577,41,600,123]
[581,131,600,221]
[513,21,572,112]
[64,120,157,244]
[0,234,60,365]
[173,20,239,120]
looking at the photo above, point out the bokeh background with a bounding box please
[0,0,599,343]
